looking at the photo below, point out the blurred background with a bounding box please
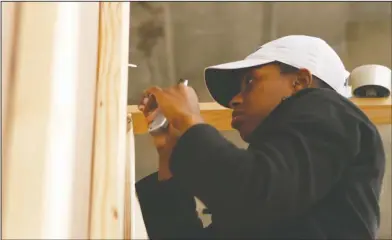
[128,2,391,238]
[128,2,391,104]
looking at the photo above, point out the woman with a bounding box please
[136,35,385,239]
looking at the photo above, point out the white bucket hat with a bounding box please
[204,35,351,107]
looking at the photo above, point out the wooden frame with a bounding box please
[128,98,392,134]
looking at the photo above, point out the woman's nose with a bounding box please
[229,93,243,108]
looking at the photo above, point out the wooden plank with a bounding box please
[2,2,99,239]
[89,2,130,239]
[128,97,392,134]
[1,2,18,140]
[1,3,19,235]
[124,115,133,240]
[351,97,392,125]
[42,3,100,238]
[125,114,149,239]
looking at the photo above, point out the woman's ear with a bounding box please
[295,68,313,90]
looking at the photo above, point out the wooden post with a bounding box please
[1,2,20,232]
[126,115,149,239]
[1,2,19,144]
[2,2,99,239]
[88,2,130,239]
[124,115,133,240]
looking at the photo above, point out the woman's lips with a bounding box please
[231,112,246,129]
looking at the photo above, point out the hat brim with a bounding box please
[204,59,274,108]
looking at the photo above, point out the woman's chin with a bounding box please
[233,126,250,143]
[232,118,254,142]
[240,130,252,143]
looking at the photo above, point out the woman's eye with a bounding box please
[244,77,253,89]
[240,74,254,92]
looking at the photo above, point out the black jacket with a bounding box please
[136,88,385,239]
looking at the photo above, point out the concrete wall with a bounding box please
[128,2,391,104]
[129,2,391,238]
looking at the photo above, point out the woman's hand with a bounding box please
[138,95,177,181]
[144,84,204,135]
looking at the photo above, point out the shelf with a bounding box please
[128,97,392,135]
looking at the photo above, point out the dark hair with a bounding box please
[273,61,334,90]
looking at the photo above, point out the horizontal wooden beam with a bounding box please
[128,97,392,135]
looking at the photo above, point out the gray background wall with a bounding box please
[129,2,391,238]
[128,2,391,104]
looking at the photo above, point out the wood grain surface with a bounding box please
[89,2,130,239]
[2,3,100,239]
